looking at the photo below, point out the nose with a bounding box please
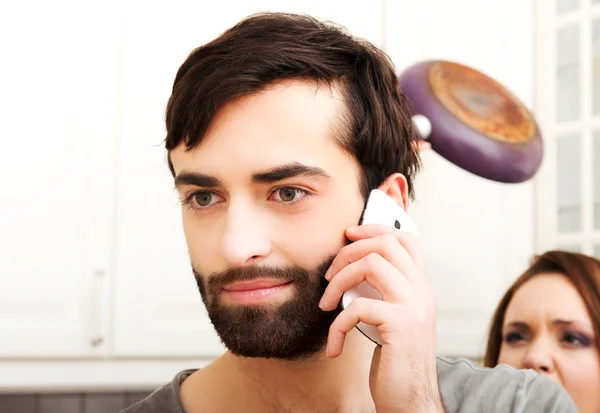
[523,339,555,375]
[220,200,271,267]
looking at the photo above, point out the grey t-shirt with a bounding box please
[120,357,578,412]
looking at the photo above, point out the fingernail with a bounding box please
[318,296,326,310]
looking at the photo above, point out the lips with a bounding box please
[223,279,291,292]
[221,279,293,304]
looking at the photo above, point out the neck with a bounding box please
[219,330,376,412]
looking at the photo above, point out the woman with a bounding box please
[484,250,600,413]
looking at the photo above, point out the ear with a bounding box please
[377,173,409,211]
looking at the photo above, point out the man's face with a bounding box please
[170,80,365,359]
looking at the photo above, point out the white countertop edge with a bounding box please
[0,358,215,393]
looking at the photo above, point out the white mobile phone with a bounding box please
[340,189,418,346]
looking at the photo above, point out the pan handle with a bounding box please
[412,114,432,140]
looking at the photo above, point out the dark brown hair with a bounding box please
[164,12,419,200]
[484,250,600,367]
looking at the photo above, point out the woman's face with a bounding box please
[498,273,600,413]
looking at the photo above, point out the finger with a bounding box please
[327,298,394,357]
[346,225,426,283]
[319,252,411,311]
[324,234,414,282]
[346,223,416,242]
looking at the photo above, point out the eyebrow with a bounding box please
[504,321,530,331]
[551,319,593,329]
[174,172,221,188]
[251,163,331,184]
[174,162,331,188]
[504,319,592,330]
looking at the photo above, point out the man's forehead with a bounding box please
[211,79,346,138]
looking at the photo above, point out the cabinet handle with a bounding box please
[90,269,109,348]
[91,337,104,347]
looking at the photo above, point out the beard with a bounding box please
[193,255,342,361]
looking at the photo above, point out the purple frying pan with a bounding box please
[399,60,543,183]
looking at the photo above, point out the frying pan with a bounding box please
[399,60,543,183]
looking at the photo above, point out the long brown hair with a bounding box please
[484,250,600,367]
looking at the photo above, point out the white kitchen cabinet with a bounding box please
[112,0,385,357]
[535,0,600,258]
[384,0,536,358]
[0,1,119,356]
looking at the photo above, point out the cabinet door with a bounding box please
[112,0,383,356]
[0,1,118,356]
[536,2,600,259]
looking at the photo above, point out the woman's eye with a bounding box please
[275,187,306,203]
[562,332,592,347]
[504,332,524,344]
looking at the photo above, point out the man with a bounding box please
[122,12,577,413]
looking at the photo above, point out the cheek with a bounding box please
[497,344,527,369]
[182,214,222,266]
[557,351,600,412]
[272,195,363,264]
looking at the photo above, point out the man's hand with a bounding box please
[319,224,445,413]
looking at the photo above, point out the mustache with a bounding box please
[195,265,312,292]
